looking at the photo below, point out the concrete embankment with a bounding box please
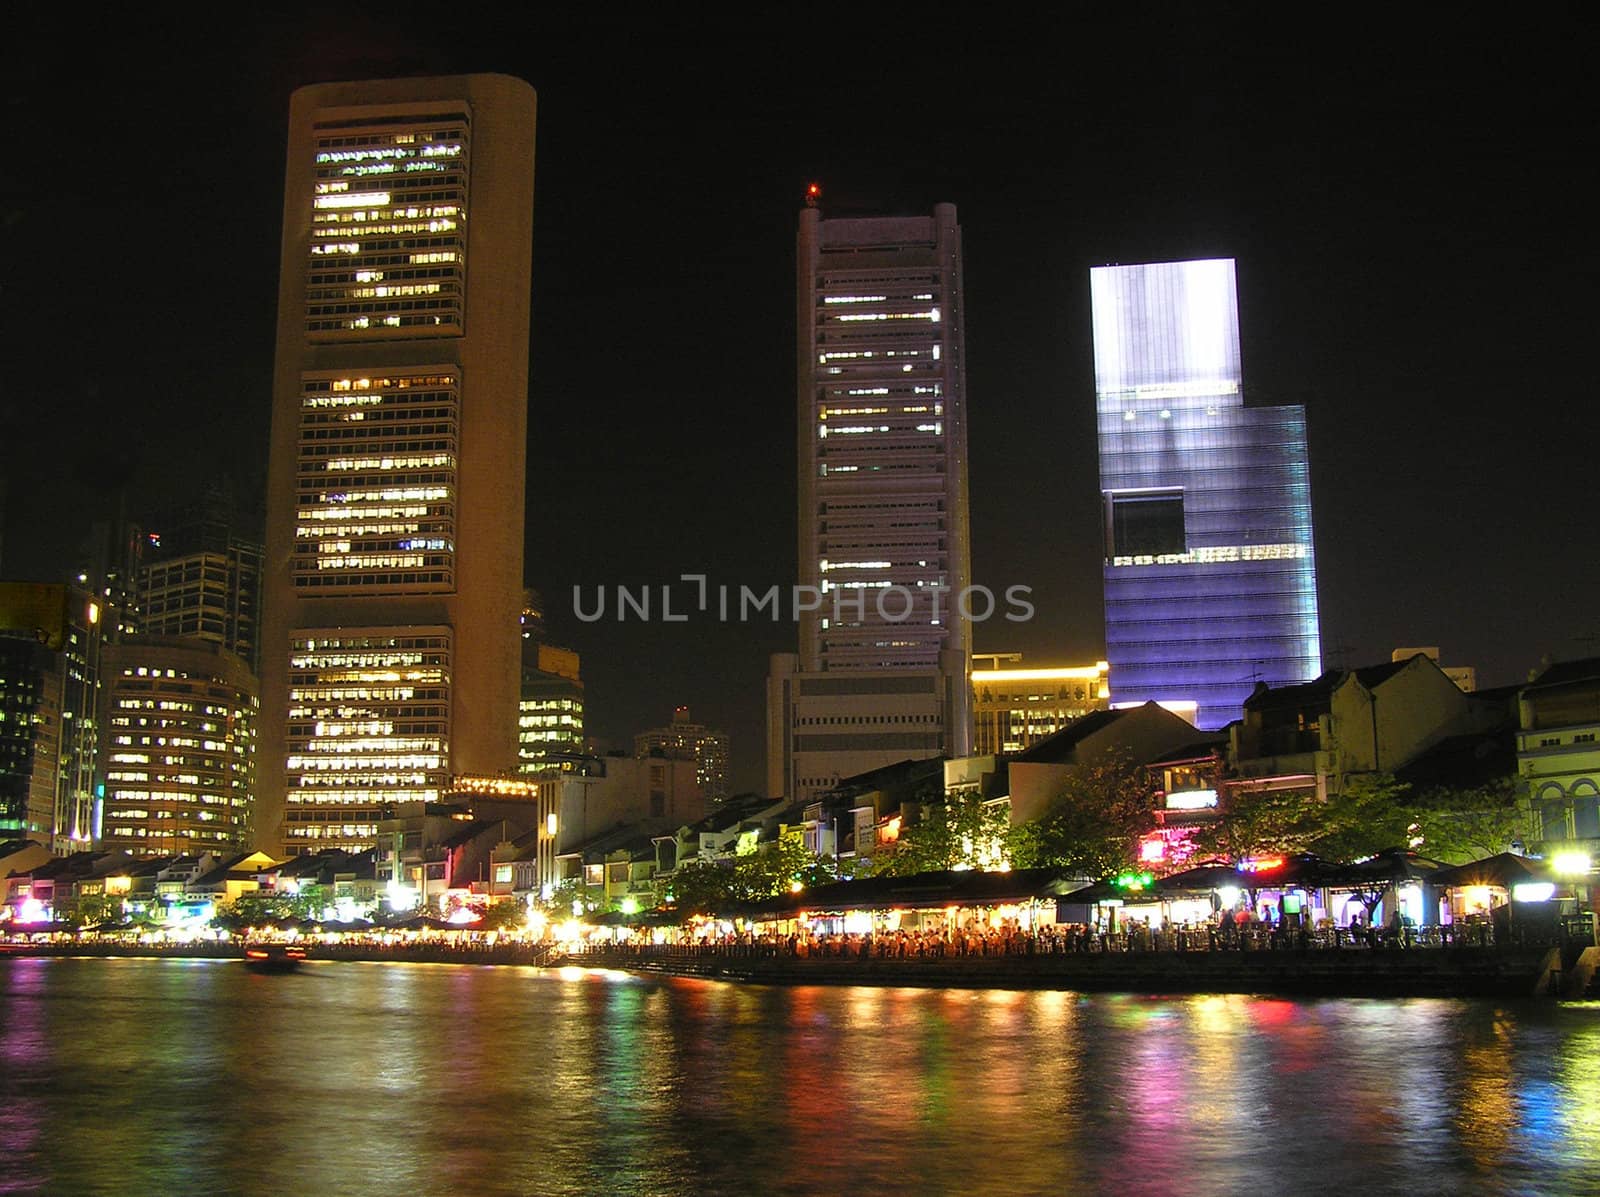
[562,946,1567,999]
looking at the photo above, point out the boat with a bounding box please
[243,944,307,973]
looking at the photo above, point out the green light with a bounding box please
[1114,871,1155,891]
[619,897,639,916]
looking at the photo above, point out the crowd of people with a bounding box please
[572,913,1503,961]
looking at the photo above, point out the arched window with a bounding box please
[1537,784,1568,841]
[1571,779,1600,840]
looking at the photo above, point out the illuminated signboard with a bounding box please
[1166,789,1218,811]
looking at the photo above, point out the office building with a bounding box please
[138,490,264,672]
[259,75,537,854]
[98,638,257,856]
[0,585,103,849]
[634,706,729,803]
[971,653,1110,756]
[519,643,586,774]
[769,202,973,802]
[1092,258,1321,729]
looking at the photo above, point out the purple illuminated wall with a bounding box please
[1092,259,1321,729]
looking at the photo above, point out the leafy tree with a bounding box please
[1007,750,1154,878]
[731,830,821,897]
[480,901,528,931]
[1188,783,1322,861]
[876,786,1011,876]
[1303,773,1419,862]
[1407,778,1528,863]
[662,859,738,915]
[540,877,594,917]
[67,893,119,929]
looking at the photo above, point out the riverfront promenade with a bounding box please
[561,934,1600,999]
[6,933,1595,998]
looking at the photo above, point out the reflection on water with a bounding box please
[1,959,1596,1196]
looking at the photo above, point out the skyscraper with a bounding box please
[635,706,729,803]
[1092,258,1321,729]
[260,75,536,855]
[768,202,973,801]
[138,488,264,672]
[98,638,257,856]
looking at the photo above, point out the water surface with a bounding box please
[2,958,1596,1195]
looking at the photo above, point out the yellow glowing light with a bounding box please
[1552,852,1592,877]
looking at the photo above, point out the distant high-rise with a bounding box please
[970,653,1111,757]
[260,75,536,854]
[1092,259,1321,729]
[0,585,103,849]
[139,489,263,671]
[519,643,586,774]
[768,202,973,802]
[99,638,257,856]
[635,706,729,803]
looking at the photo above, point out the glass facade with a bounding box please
[1092,259,1321,729]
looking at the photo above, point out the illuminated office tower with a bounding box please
[518,644,586,774]
[99,639,257,856]
[1092,258,1321,730]
[0,586,102,849]
[260,75,536,854]
[138,490,264,672]
[635,706,729,803]
[769,202,972,802]
[970,654,1111,756]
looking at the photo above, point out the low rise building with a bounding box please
[1518,657,1600,857]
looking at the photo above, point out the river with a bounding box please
[2,958,1596,1195]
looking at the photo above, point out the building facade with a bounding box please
[99,638,258,856]
[634,706,729,803]
[259,75,537,854]
[519,643,585,773]
[1518,658,1600,856]
[1092,258,1321,730]
[971,653,1110,756]
[138,493,264,673]
[770,202,973,802]
[0,585,103,849]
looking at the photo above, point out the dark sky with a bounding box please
[3,10,1592,794]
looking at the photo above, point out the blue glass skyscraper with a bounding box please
[1092,259,1321,729]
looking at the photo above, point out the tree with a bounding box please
[1007,751,1154,878]
[1188,784,1323,862]
[480,901,529,931]
[876,786,1011,876]
[1407,778,1528,863]
[1303,773,1419,862]
[662,859,738,915]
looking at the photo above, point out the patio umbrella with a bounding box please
[1428,853,1551,890]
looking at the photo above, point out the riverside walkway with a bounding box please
[560,928,1600,999]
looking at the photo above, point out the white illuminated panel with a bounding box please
[1091,259,1242,413]
[1166,789,1219,811]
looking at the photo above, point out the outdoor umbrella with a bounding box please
[1428,853,1551,891]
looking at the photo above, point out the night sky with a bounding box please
[3,10,1591,795]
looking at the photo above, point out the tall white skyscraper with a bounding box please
[768,202,973,802]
